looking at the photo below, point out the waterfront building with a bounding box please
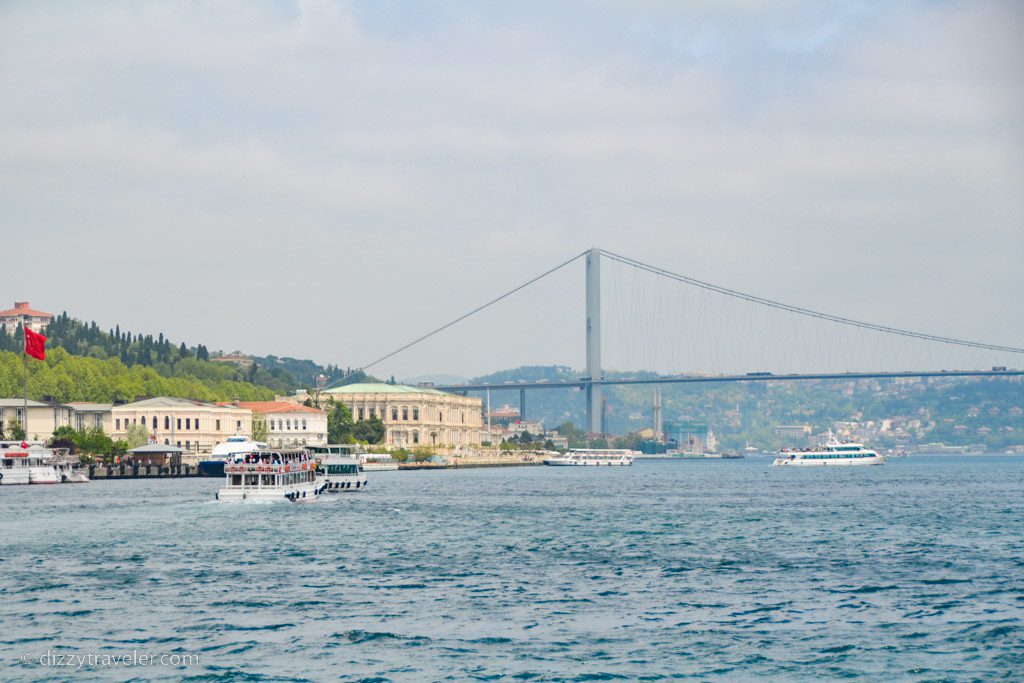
[67,402,113,432]
[323,383,483,448]
[0,398,73,441]
[223,401,327,448]
[0,301,54,333]
[110,397,252,454]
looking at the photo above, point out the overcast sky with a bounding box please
[2,1,1022,380]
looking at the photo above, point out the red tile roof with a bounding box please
[217,401,325,414]
[0,302,54,318]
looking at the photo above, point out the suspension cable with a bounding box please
[600,249,1024,355]
[342,250,590,381]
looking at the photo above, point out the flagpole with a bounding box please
[23,350,28,435]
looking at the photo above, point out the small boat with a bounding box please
[308,444,368,491]
[216,448,327,502]
[1,441,60,484]
[360,454,400,471]
[543,448,636,466]
[773,439,884,467]
[199,436,268,477]
[53,450,90,483]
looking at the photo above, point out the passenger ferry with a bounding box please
[217,448,327,502]
[199,436,268,477]
[543,448,636,466]
[773,440,885,467]
[1,441,62,485]
[308,444,368,491]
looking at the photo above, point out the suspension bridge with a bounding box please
[344,248,1024,434]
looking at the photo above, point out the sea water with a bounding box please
[1,456,1022,681]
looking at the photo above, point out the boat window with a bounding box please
[231,475,241,486]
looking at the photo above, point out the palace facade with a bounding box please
[322,383,483,448]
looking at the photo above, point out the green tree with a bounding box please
[327,401,354,443]
[124,423,150,449]
[252,413,269,442]
[352,417,385,444]
[7,418,26,441]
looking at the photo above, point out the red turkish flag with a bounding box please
[20,441,29,449]
[24,327,47,361]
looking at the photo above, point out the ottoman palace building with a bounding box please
[322,383,483,449]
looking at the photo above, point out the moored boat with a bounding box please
[543,448,636,466]
[1,441,61,484]
[216,448,327,502]
[199,436,268,477]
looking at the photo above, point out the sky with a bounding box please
[1,0,1022,380]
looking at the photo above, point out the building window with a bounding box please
[164,438,169,445]
[164,416,170,430]
[413,430,419,444]
[185,441,190,450]
[236,420,241,431]
[152,416,157,430]
[302,419,307,430]
[116,418,121,430]
[139,415,145,426]
[402,407,408,421]
[177,418,181,430]
[439,411,443,422]
[216,419,221,431]
[413,407,419,421]
[461,411,465,423]
[357,409,364,421]
[392,407,398,421]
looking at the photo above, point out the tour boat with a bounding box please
[773,440,885,467]
[1,441,61,485]
[199,436,268,477]
[308,444,369,491]
[543,448,636,466]
[216,448,327,502]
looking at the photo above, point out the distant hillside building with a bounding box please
[224,401,327,448]
[774,425,813,440]
[323,383,483,448]
[0,301,54,333]
[110,397,252,455]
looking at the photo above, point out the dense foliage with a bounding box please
[0,347,274,403]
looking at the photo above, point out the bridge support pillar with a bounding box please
[519,387,526,421]
[586,248,602,433]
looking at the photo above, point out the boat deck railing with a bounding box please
[225,462,315,474]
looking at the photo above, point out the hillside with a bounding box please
[472,366,1024,451]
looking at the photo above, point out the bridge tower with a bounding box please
[586,248,602,433]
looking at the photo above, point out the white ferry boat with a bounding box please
[217,448,327,502]
[773,440,885,467]
[543,448,636,466]
[308,444,368,491]
[1,441,60,485]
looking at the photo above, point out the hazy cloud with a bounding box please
[1,0,1021,378]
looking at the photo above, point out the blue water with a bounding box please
[2,456,1022,681]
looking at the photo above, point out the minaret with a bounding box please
[653,388,663,441]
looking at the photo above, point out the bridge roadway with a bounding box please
[436,369,1024,394]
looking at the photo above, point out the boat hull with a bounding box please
[773,456,885,466]
[198,460,226,477]
[217,480,327,502]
